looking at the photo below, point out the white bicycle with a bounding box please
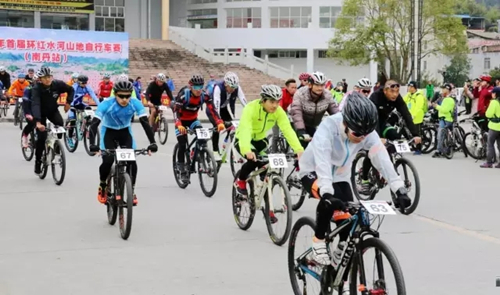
[39,123,67,185]
[216,120,245,177]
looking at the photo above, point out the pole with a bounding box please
[417,0,423,84]
[410,0,415,81]
[148,0,151,39]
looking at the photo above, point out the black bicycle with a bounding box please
[288,201,406,295]
[103,148,148,240]
[21,127,37,161]
[64,107,100,156]
[172,127,218,197]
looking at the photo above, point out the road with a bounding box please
[0,121,498,295]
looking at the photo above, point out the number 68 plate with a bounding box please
[360,201,396,215]
[268,153,288,169]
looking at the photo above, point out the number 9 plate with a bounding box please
[116,149,136,162]
[268,153,288,169]
[360,201,396,215]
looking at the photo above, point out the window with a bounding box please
[226,8,261,28]
[318,50,328,58]
[0,10,34,28]
[187,9,218,28]
[319,6,341,28]
[269,7,311,28]
[95,0,125,32]
[423,60,427,70]
[268,50,307,58]
[41,13,89,30]
[484,57,491,70]
[190,0,217,3]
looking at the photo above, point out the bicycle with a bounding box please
[38,123,67,186]
[215,120,244,177]
[172,127,219,197]
[102,148,149,240]
[462,114,488,160]
[12,96,23,127]
[0,90,8,117]
[64,107,100,156]
[153,105,169,145]
[421,109,439,154]
[351,139,420,215]
[438,120,467,159]
[21,127,37,161]
[283,134,312,211]
[231,153,294,246]
[288,201,406,295]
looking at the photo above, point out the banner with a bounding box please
[0,27,128,105]
[0,0,94,13]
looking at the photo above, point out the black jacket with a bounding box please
[0,72,11,89]
[369,89,419,137]
[31,80,74,122]
[145,81,174,103]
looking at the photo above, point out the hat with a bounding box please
[17,73,25,79]
[479,75,491,83]
[492,87,500,95]
[407,81,418,88]
[441,83,452,91]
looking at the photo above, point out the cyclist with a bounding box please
[21,74,39,148]
[88,80,157,205]
[0,80,6,107]
[338,78,372,110]
[331,82,344,104]
[298,72,310,89]
[9,73,30,124]
[234,85,304,202]
[270,78,297,152]
[97,73,113,102]
[0,66,11,89]
[67,73,79,86]
[432,83,456,158]
[145,73,174,128]
[358,80,421,195]
[289,71,338,148]
[66,74,100,149]
[403,81,426,155]
[173,74,224,181]
[209,72,247,161]
[299,92,411,267]
[109,74,139,99]
[31,67,74,175]
[25,68,35,84]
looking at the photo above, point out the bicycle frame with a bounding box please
[219,125,240,164]
[184,128,216,172]
[246,162,281,214]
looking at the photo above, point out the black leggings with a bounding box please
[100,128,138,186]
[235,138,268,180]
[175,119,201,163]
[35,111,64,161]
[210,107,232,152]
[67,105,91,137]
[361,123,400,180]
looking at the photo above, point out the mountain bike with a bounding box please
[13,96,23,128]
[64,108,100,156]
[439,121,466,159]
[462,114,488,160]
[0,91,8,117]
[153,105,169,145]
[38,123,66,186]
[351,139,420,215]
[215,120,244,177]
[21,127,37,161]
[288,201,406,295]
[103,148,149,240]
[231,153,294,246]
[172,127,218,197]
[421,109,438,154]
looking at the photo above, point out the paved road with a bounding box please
[0,121,499,295]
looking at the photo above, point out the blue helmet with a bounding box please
[18,73,25,79]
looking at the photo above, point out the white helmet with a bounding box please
[33,74,38,80]
[102,73,111,79]
[224,72,239,88]
[71,72,79,79]
[309,71,327,85]
[156,73,167,82]
[118,74,128,81]
[0,66,5,72]
[356,78,372,89]
[260,84,283,101]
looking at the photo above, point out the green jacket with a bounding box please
[426,84,434,100]
[435,96,455,123]
[403,90,426,124]
[486,99,500,131]
[330,89,343,104]
[236,99,304,155]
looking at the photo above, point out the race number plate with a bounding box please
[159,105,168,111]
[196,128,211,139]
[231,120,239,128]
[84,110,95,117]
[268,153,288,169]
[116,149,136,161]
[53,127,66,134]
[18,97,23,102]
[360,201,396,215]
[395,140,410,153]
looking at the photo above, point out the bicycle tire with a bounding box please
[462,132,485,160]
[51,140,66,185]
[83,127,99,157]
[393,158,420,215]
[348,238,406,295]
[264,174,293,246]
[118,172,134,240]
[351,151,373,201]
[455,126,467,157]
[39,147,49,180]
[231,170,256,230]
[63,127,78,153]
[443,131,454,159]
[21,132,35,162]
[288,216,317,295]
[158,117,168,145]
[18,108,23,130]
[421,127,436,154]
[286,169,306,211]
[2,105,6,117]
[172,143,189,189]
[198,147,218,197]
[106,165,118,225]
[229,145,242,178]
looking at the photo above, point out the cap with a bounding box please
[480,75,491,83]
[441,83,452,91]
[493,87,500,95]
[407,81,418,88]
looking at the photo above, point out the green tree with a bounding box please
[455,0,487,16]
[442,54,471,86]
[489,67,500,78]
[329,0,469,83]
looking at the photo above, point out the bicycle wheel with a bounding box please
[51,140,66,185]
[462,132,485,160]
[348,238,406,294]
[351,151,374,201]
[229,145,244,178]
[443,131,454,159]
[21,132,35,161]
[172,143,189,189]
[83,126,99,157]
[64,125,78,153]
[421,127,436,154]
[264,174,293,246]
[393,157,420,215]
[18,108,23,130]
[454,126,467,157]
[158,117,169,145]
[118,172,134,240]
[39,147,49,180]
[106,165,118,225]
[231,171,256,230]
[2,105,6,117]
[286,167,307,211]
[198,147,218,197]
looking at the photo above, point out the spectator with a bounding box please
[0,66,11,89]
[373,81,381,92]
[480,86,500,168]
[166,75,175,93]
[341,78,348,93]
[133,76,142,99]
[426,83,434,101]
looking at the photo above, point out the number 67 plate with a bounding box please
[360,201,396,215]
[116,149,136,161]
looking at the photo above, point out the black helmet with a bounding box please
[189,74,204,86]
[113,80,134,92]
[37,66,53,77]
[343,92,378,136]
[77,74,88,83]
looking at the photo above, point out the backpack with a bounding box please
[176,86,204,110]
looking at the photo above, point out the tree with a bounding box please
[329,0,469,83]
[442,54,471,86]
[489,67,500,78]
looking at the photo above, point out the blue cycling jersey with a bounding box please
[95,97,147,130]
[72,83,99,106]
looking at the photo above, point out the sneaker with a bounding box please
[268,211,278,224]
[357,180,372,196]
[432,152,441,158]
[213,152,222,162]
[133,194,138,206]
[312,238,330,265]
[21,135,28,148]
[177,163,189,181]
[97,184,107,204]
[67,138,74,149]
[480,162,493,168]
[413,150,422,155]
[235,179,248,195]
[34,160,42,175]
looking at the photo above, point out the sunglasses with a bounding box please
[192,85,203,90]
[116,94,132,99]
[385,84,400,89]
[362,89,371,94]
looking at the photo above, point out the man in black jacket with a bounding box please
[0,66,11,89]
[25,68,35,84]
[31,67,74,175]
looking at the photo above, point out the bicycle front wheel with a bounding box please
[231,171,256,230]
[393,158,420,215]
[443,131,454,159]
[264,174,293,246]
[351,151,374,201]
[462,132,485,160]
[106,166,118,225]
[421,127,436,154]
[172,143,189,189]
[83,126,99,157]
[349,238,406,295]
[51,140,66,185]
[39,148,49,180]
[158,117,169,145]
[64,126,78,153]
[21,132,35,161]
[18,108,23,130]
[118,172,134,240]
[198,147,218,197]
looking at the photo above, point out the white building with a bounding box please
[168,0,377,85]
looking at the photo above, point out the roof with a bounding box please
[467,30,500,40]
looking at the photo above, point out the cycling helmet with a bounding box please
[224,72,239,88]
[113,80,134,92]
[299,72,310,80]
[189,74,204,86]
[77,74,89,83]
[17,73,25,79]
[38,67,53,77]
[117,74,128,81]
[342,92,378,136]
[71,72,79,79]
[102,73,111,79]
[308,71,327,85]
[356,78,372,89]
[156,73,167,82]
[0,66,6,72]
[260,84,283,101]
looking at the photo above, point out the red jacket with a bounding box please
[280,88,293,112]
[98,81,113,98]
[473,86,493,116]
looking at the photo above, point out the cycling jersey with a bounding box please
[8,79,30,97]
[212,81,247,115]
[279,88,293,112]
[98,81,113,98]
[0,72,10,89]
[95,97,146,131]
[298,112,404,196]
[173,87,222,126]
[289,86,338,131]
[145,81,174,105]
[72,84,100,106]
[235,99,303,155]
[31,80,74,123]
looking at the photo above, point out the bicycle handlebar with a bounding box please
[385,138,415,146]
[101,148,149,156]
